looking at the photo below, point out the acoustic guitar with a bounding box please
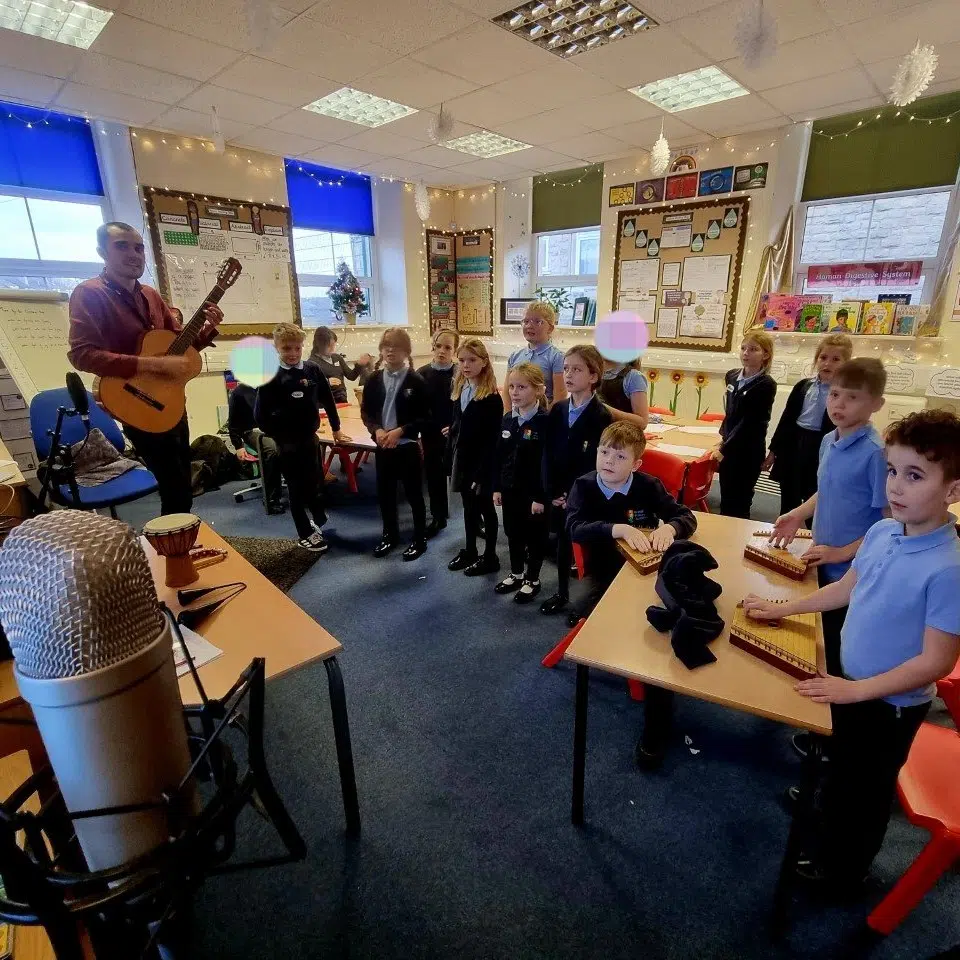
[95,258,242,433]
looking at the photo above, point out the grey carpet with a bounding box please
[222,535,320,594]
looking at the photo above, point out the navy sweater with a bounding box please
[494,409,549,502]
[254,362,339,446]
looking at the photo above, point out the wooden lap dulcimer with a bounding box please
[95,257,242,433]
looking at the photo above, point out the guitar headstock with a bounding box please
[216,257,243,290]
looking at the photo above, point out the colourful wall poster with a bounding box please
[665,173,698,201]
[635,178,665,203]
[698,167,734,196]
[806,261,923,289]
[608,183,636,206]
[733,163,768,189]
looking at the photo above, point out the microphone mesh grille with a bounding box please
[0,511,163,680]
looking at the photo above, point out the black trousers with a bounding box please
[421,428,449,522]
[718,451,763,519]
[553,505,573,599]
[501,491,548,580]
[376,443,426,542]
[243,428,283,505]
[277,436,326,540]
[776,427,823,515]
[125,416,192,516]
[461,487,498,560]
[820,697,929,881]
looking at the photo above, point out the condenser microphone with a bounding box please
[0,510,195,871]
[65,371,90,429]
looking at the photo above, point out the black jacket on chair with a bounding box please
[449,391,504,495]
[360,368,430,441]
[767,377,834,485]
[544,394,613,502]
[719,369,777,462]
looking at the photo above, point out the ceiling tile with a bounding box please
[56,82,166,124]
[402,143,469,167]
[0,67,61,107]
[799,96,887,124]
[711,118,793,138]
[261,19,398,82]
[0,31,85,79]
[152,106,254,141]
[637,0,726,21]
[377,110,478,143]
[90,16,241,82]
[722,32,855,92]
[179,85,289,125]
[674,95,784,137]
[69,54,199,105]
[304,0,477,55]
[599,114,704,149]
[445,0,516,15]
[412,21,557,85]
[448,156,528,180]
[492,112,595,146]
[305,144,385,169]
[365,157,451,180]
[550,91,665,132]
[837,0,960,60]
[762,69,880,118]
[230,128,323,158]
[338,128,426,156]
[505,146,582,171]
[442,87,540,128]
[210,56,340,107]
[818,0,930,26]
[573,26,709,88]
[864,42,960,91]
[487,62,619,115]
[542,131,634,161]
[270,107,367,142]
[352,60,476,109]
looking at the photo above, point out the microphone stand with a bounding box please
[35,404,83,514]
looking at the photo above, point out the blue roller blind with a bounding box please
[285,159,375,236]
[0,101,103,195]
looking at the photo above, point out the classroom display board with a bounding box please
[426,228,494,337]
[612,197,749,353]
[144,188,298,336]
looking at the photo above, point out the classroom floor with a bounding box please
[117,474,958,960]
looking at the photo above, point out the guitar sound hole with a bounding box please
[123,383,165,411]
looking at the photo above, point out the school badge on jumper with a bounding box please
[523,428,532,440]
[403,388,413,397]
[582,440,589,451]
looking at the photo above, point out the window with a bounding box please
[534,226,600,324]
[292,228,377,325]
[795,188,953,304]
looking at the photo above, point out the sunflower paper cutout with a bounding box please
[646,368,660,405]
[669,370,684,415]
[694,372,710,418]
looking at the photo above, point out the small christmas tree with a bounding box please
[328,261,369,322]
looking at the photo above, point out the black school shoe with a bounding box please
[448,550,477,571]
[495,574,524,594]
[425,518,447,539]
[373,538,398,558]
[540,593,568,615]
[402,540,427,561]
[464,556,500,577]
[513,579,541,603]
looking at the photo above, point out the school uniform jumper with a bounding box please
[416,361,456,524]
[543,394,613,604]
[308,351,365,404]
[768,376,834,514]
[449,388,504,561]
[566,469,696,616]
[254,362,338,540]
[718,369,777,519]
[361,367,430,544]
[494,407,550,581]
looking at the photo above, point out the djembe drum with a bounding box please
[143,514,201,588]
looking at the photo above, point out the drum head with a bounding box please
[143,513,200,536]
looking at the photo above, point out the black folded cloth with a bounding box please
[646,540,724,669]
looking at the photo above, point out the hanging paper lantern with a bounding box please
[414,181,430,222]
[650,124,670,177]
[733,0,778,70]
[890,41,939,107]
[428,103,455,144]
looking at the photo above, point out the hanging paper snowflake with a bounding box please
[650,128,670,177]
[890,41,939,107]
[246,0,279,50]
[414,181,431,222]
[733,0,778,69]
[428,104,455,144]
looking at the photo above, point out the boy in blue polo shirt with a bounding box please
[746,410,960,891]
[502,301,566,406]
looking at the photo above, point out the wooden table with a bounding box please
[564,512,830,935]
[645,415,721,463]
[316,414,375,494]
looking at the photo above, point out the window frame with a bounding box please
[793,185,955,305]
[533,224,601,289]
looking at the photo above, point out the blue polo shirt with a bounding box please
[797,377,829,430]
[813,424,888,583]
[568,395,592,427]
[841,519,960,706]
[507,342,565,402]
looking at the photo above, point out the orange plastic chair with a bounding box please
[936,657,960,726]
[698,412,724,423]
[639,447,687,500]
[649,406,672,416]
[681,452,718,512]
[867,722,960,935]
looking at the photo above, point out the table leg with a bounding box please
[771,735,822,937]
[571,664,589,827]
[323,656,361,837]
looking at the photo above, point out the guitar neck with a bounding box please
[167,284,227,356]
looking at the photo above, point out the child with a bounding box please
[254,323,348,552]
[502,301,566,406]
[493,362,551,603]
[717,331,777,519]
[765,333,852,515]
[745,410,960,892]
[448,338,504,576]
[567,421,696,619]
[308,326,373,404]
[541,344,613,621]
[360,327,430,561]
[416,330,458,538]
[599,358,649,430]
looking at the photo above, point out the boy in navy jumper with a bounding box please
[746,410,960,891]
[567,421,697,619]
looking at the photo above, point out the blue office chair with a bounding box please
[29,387,158,518]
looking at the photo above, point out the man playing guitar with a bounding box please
[68,222,224,514]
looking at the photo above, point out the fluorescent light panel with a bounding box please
[0,0,112,49]
[445,131,531,158]
[302,87,417,128]
[630,65,749,113]
[491,0,655,59]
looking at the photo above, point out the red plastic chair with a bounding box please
[867,722,960,935]
[681,452,718,512]
[320,403,363,493]
[649,406,672,416]
[639,447,687,500]
[698,412,724,423]
[936,658,960,726]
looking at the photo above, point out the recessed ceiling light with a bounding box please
[629,65,749,113]
[492,0,655,58]
[302,87,417,128]
[445,131,531,159]
[0,0,112,49]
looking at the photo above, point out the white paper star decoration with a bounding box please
[651,125,670,177]
[733,0,778,69]
[428,104,455,144]
[890,41,939,107]
[414,181,431,223]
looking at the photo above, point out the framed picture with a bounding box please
[608,183,636,206]
[500,297,534,324]
[572,297,589,326]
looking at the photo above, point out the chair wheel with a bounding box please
[234,493,243,503]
